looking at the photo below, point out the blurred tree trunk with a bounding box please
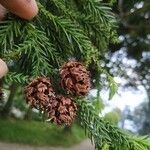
[63,125,72,134]
[24,106,32,120]
[140,88,150,135]
[1,83,17,117]
[0,79,4,104]
[0,79,3,87]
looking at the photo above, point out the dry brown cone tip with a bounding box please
[60,61,91,96]
[25,77,55,111]
[47,95,77,126]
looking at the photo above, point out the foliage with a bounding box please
[104,111,121,125]
[108,0,150,89]
[125,101,150,135]
[108,0,150,135]
[76,98,150,150]
[13,86,26,111]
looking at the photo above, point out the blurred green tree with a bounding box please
[108,0,150,134]
[104,109,121,125]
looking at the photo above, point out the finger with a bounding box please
[0,0,38,20]
[0,4,7,21]
[0,59,8,79]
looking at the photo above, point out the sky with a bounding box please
[103,85,147,111]
[90,79,148,113]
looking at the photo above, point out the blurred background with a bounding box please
[0,0,149,150]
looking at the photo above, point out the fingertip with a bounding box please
[0,4,7,21]
[0,0,39,20]
[0,59,8,79]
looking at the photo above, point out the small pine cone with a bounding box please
[47,95,77,126]
[60,61,91,96]
[0,88,3,101]
[25,77,55,111]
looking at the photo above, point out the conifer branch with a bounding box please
[2,22,60,76]
[74,0,118,45]
[76,98,150,150]
[0,1,149,150]
[18,23,56,76]
[4,72,29,84]
[0,20,22,55]
[74,0,117,26]
[98,67,118,100]
[49,0,118,50]
[38,2,99,65]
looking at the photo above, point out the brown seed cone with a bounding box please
[25,77,55,111]
[60,61,91,96]
[47,95,77,126]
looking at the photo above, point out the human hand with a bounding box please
[0,0,38,20]
[0,59,8,79]
[0,1,38,77]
